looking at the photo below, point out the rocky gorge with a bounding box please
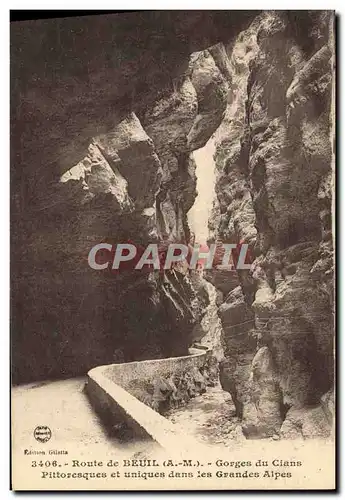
[11,11,335,440]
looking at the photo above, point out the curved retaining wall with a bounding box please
[86,347,213,453]
[102,346,211,389]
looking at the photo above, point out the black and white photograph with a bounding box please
[10,9,336,491]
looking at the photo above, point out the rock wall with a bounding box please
[210,11,335,438]
[11,12,257,383]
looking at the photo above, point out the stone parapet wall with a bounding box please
[86,347,214,449]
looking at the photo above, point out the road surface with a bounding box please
[12,377,158,459]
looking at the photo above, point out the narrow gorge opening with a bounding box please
[187,137,217,245]
[185,135,225,361]
[163,136,238,445]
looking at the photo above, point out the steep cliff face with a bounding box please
[11,11,335,442]
[11,12,258,383]
[211,11,335,438]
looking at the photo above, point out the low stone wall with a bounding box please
[104,347,210,386]
[104,347,217,412]
[86,367,204,456]
[86,347,216,450]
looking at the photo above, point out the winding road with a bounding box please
[12,377,159,458]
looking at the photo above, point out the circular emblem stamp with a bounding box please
[34,426,52,443]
